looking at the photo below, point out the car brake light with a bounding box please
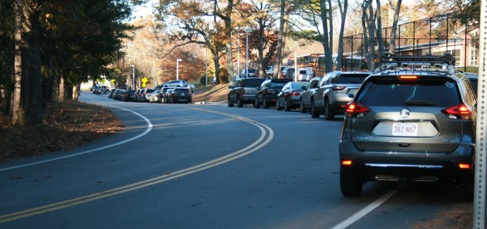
[332,86,346,91]
[342,160,353,166]
[399,75,418,81]
[345,102,369,117]
[443,104,471,120]
[458,163,472,169]
[291,92,301,96]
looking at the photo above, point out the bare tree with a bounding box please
[336,0,348,70]
[388,0,402,55]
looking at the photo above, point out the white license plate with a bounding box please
[392,123,418,136]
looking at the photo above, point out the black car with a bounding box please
[168,87,192,103]
[254,78,292,109]
[121,90,135,102]
[276,81,308,111]
[339,54,476,198]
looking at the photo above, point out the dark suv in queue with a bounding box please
[228,77,266,107]
[254,78,292,109]
[339,54,477,198]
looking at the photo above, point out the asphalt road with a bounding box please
[0,93,471,228]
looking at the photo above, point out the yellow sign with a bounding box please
[141,77,148,88]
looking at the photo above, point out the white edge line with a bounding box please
[0,106,153,172]
[331,183,405,229]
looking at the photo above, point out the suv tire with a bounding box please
[284,99,291,111]
[237,96,244,107]
[228,97,234,107]
[340,171,363,197]
[324,98,334,120]
[300,100,307,113]
[263,97,270,109]
[311,100,320,118]
[254,98,261,108]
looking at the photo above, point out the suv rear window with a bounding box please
[356,77,460,107]
[242,79,265,87]
[333,73,369,84]
[174,88,190,94]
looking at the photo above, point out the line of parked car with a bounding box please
[228,53,479,198]
[228,71,372,120]
[104,80,193,104]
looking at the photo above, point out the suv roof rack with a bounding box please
[377,52,456,73]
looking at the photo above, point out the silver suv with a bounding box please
[339,54,476,197]
[228,78,266,107]
[310,71,371,120]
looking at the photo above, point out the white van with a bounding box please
[297,67,314,81]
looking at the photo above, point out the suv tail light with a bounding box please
[442,104,471,120]
[291,92,301,96]
[345,102,369,117]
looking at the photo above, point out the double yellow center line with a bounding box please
[0,108,274,223]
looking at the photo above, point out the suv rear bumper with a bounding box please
[339,141,475,181]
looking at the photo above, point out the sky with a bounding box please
[132,0,158,20]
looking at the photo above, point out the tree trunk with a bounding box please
[23,1,43,125]
[224,0,234,83]
[10,0,23,126]
[273,0,286,79]
[72,85,80,101]
[367,0,376,71]
[337,0,348,70]
[388,0,402,55]
[58,75,65,102]
[376,0,384,60]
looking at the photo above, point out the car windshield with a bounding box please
[356,77,460,107]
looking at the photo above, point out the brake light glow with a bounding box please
[443,104,471,120]
[341,160,353,166]
[399,75,418,81]
[458,163,472,169]
[291,92,301,96]
[345,102,370,117]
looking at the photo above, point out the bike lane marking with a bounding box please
[331,183,406,229]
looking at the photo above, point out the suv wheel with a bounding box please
[300,99,307,113]
[276,101,282,110]
[237,96,244,108]
[263,97,270,109]
[310,100,320,118]
[254,98,260,108]
[228,97,234,107]
[324,98,335,120]
[340,170,363,197]
[284,99,291,111]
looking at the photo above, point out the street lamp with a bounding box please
[131,64,135,89]
[245,28,252,78]
[176,58,182,80]
[203,48,208,86]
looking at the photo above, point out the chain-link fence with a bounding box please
[343,11,478,72]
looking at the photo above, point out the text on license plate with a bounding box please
[392,123,418,136]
